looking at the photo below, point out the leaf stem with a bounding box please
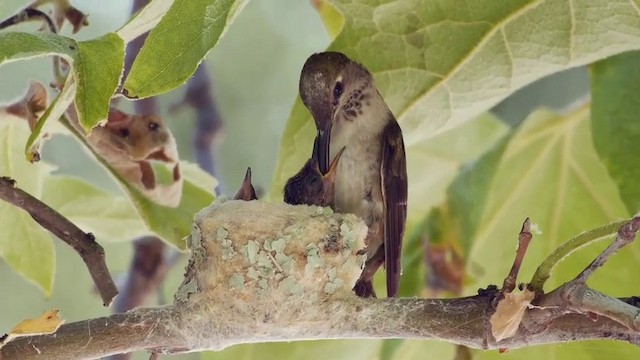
[529,219,629,291]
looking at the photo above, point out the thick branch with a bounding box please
[0,308,180,360]
[0,177,118,306]
[1,293,638,360]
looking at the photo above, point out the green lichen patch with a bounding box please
[246,240,259,264]
[228,273,245,289]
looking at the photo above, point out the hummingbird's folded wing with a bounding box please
[381,118,408,297]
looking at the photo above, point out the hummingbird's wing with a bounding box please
[380,119,408,297]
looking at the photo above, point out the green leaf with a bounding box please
[123,0,250,99]
[0,32,125,133]
[397,113,508,297]
[312,0,344,40]
[203,340,380,360]
[121,162,215,249]
[473,340,640,360]
[271,0,640,198]
[386,340,456,360]
[117,0,176,43]
[40,176,146,242]
[467,105,638,293]
[0,120,55,295]
[435,130,513,254]
[590,50,640,214]
[398,123,513,297]
[418,106,640,358]
[0,32,77,64]
[75,34,125,132]
[404,113,508,228]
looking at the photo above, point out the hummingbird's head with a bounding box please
[299,51,374,129]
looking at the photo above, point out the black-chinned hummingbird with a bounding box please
[297,51,408,298]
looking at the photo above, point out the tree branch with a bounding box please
[0,177,118,306]
[1,201,637,360]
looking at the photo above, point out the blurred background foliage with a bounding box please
[0,0,639,359]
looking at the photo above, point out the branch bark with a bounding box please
[0,177,118,306]
[1,292,637,360]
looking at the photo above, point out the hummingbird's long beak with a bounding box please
[315,121,333,175]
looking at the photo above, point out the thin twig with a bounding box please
[0,177,118,306]
[0,7,56,32]
[500,218,532,294]
[574,215,640,283]
[531,217,640,332]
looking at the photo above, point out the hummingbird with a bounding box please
[298,51,408,298]
[284,130,345,207]
[234,167,258,201]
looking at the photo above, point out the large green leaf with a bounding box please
[123,0,250,99]
[271,0,640,198]
[204,340,380,360]
[398,125,513,297]
[463,106,639,359]
[117,0,176,43]
[0,32,124,134]
[41,176,146,242]
[74,33,125,131]
[590,50,640,214]
[0,120,55,295]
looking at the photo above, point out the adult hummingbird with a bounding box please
[284,130,345,207]
[298,51,408,298]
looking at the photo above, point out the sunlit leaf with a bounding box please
[41,176,146,242]
[0,31,124,134]
[387,339,456,360]
[590,50,640,214]
[462,106,640,359]
[117,0,176,43]
[74,33,125,132]
[203,340,380,360]
[271,0,640,202]
[311,0,344,40]
[123,0,250,99]
[0,120,55,295]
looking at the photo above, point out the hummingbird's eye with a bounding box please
[333,81,343,98]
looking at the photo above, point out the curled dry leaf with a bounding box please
[30,0,89,33]
[490,288,535,342]
[0,309,64,349]
[1,81,52,161]
[424,241,465,295]
[67,106,183,207]
[3,81,48,131]
[92,108,182,207]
